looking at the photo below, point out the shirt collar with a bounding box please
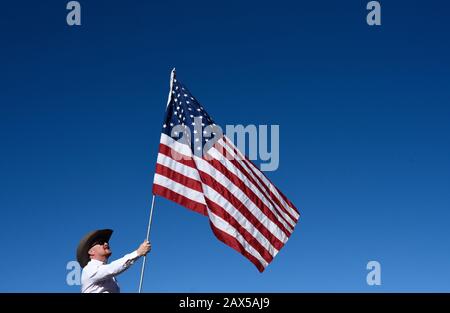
[88,259,106,265]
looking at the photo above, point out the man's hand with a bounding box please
[137,240,151,256]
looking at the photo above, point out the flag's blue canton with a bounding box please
[162,78,217,154]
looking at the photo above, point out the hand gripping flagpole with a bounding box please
[138,68,176,293]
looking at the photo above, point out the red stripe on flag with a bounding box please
[205,197,274,263]
[152,184,208,216]
[198,170,285,250]
[214,140,298,226]
[275,184,300,215]
[206,155,293,236]
[209,221,266,273]
[221,138,299,222]
[158,143,196,169]
[155,163,203,193]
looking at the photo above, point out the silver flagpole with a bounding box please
[138,194,155,293]
[138,68,176,293]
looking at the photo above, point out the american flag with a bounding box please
[152,70,300,272]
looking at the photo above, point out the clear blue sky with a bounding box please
[1,0,449,292]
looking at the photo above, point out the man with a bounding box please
[76,229,151,293]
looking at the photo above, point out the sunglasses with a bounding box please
[90,240,109,248]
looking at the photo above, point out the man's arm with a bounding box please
[87,240,151,283]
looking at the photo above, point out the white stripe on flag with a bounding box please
[220,137,300,220]
[207,211,269,268]
[201,183,279,257]
[194,155,289,243]
[206,145,296,231]
[157,152,201,182]
[154,173,206,205]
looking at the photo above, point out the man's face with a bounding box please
[89,241,112,259]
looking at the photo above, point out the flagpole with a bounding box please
[167,68,176,107]
[138,68,176,293]
[138,194,155,293]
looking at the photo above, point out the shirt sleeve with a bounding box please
[88,251,140,283]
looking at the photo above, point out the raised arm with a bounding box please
[88,240,151,283]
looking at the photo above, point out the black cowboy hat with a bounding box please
[76,229,113,268]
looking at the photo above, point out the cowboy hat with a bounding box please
[76,229,113,268]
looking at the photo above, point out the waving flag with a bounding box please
[152,70,300,272]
